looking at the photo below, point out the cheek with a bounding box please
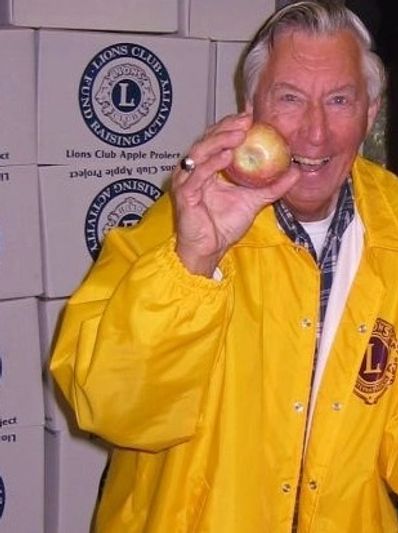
[288,117,366,150]
[325,106,370,143]
[331,122,368,151]
[253,113,300,144]
[254,104,309,140]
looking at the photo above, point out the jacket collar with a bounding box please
[236,156,398,250]
[352,156,398,250]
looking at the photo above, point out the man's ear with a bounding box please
[245,101,253,113]
[366,97,381,136]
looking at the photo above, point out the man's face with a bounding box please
[251,29,379,221]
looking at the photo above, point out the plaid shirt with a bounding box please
[274,178,354,342]
[273,178,354,531]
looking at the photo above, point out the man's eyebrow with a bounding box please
[271,82,302,93]
[271,82,358,95]
[327,84,357,95]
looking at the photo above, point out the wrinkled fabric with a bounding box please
[51,157,398,532]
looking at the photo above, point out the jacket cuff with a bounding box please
[155,235,234,291]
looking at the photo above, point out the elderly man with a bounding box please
[51,1,398,531]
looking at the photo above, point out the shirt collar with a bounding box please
[273,179,354,262]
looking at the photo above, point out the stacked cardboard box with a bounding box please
[0,28,45,532]
[0,0,277,530]
[180,0,275,41]
[0,0,178,32]
[0,29,41,299]
[37,29,212,298]
[0,299,45,531]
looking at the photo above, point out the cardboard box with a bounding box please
[39,161,168,298]
[180,0,275,41]
[0,28,36,166]
[45,428,109,533]
[0,298,44,428]
[0,0,178,33]
[0,426,44,533]
[0,165,42,299]
[211,41,248,123]
[38,298,76,431]
[37,30,211,165]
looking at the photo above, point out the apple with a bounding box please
[224,123,291,188]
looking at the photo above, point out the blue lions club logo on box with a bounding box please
[0,476,5,519]
[85,178,163,260]
[79,43,173,147]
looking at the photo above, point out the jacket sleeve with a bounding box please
[379,400,398,493]
[50,229,234,452]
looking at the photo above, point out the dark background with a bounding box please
[346,0,398,173]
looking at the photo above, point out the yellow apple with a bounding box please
[225,123,291,188]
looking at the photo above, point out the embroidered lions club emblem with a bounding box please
[354,318,398,404]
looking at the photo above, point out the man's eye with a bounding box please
[281,93,298,102]
[331,95,348,105]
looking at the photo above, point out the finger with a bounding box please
[238,167,302,209]
[172,127,243,190]
[192,113,252,160]
[171,149,233,201]
[172,113,252,190]
[175,128,241,179]
[206,111,253,137]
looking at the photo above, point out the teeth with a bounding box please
[292,155,330,166]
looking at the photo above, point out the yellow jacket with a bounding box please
[51,157,398,532]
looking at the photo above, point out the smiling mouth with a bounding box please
[291,155,330,172]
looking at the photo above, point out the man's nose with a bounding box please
[300,103,329,146]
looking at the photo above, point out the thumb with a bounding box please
[242,166,301,210]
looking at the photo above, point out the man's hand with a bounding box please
[171,113,300,277]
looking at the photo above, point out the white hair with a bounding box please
[243,0,386,104]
